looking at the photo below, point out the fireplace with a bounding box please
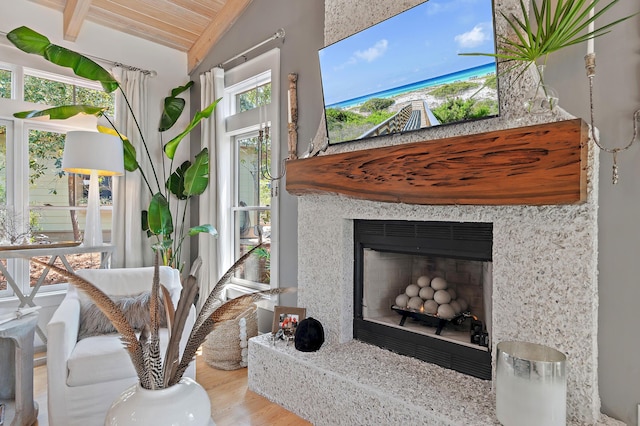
[353,219,493,379]
[245,0,615,422]
[250,167,604,424]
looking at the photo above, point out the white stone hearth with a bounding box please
[249,335,622,426]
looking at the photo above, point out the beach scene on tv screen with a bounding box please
[319,0,498,144]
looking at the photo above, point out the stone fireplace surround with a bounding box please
[249,175,615,424]
[247,0,622,424]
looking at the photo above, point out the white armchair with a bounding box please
[46,266,196,426]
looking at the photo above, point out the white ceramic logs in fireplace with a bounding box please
[496,341,567,426]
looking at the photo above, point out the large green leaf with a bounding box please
[163,98,221,159]
[121,138,139,172]
[6,26,49,54]
[170,81,194,98]
[166,161,190,200]
[159,82,194,132]
[97,126,139,172]
[183,148,209,197]
[7,26,118,93]
[14,105,107,119]
[148,193,173,237]
[159,97,186,132]
[141,210,149,232]
[188,224,218,237]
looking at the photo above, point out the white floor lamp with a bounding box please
[62,131,124,247]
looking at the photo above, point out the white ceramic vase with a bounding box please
[105,377,213,425]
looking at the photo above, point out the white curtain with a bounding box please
[111,67,153,267]
[198,67,226,308]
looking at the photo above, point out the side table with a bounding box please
[0,313,39,426]
[0,243,115,343]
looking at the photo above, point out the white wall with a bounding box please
[0,0,190,346]
[544,1,640,423]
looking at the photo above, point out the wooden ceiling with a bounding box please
[28,0,253,72]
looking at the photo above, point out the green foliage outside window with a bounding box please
[237,83,271,113]
[237,135,272,208]
[0,69,11,99]
[24,74,114,114]
[28,129,65,188]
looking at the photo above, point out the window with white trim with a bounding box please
[0,63,113,297]
[221,50,280,295]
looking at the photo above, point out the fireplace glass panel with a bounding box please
[353,219,493,379]
[362,249,492,349]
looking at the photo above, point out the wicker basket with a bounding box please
[202,304,258,370]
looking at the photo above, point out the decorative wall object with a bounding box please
[287,73,298,160]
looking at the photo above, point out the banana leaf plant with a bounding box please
[7,26,219,270]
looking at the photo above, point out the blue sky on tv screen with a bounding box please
[319,0,496,106]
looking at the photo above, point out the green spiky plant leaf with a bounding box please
[460,0,636,73]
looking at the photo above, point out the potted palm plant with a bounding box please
[461,0,635,112]
[6,26,217,269]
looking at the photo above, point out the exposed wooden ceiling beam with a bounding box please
[187,0,252,73]
[63,0,93,41]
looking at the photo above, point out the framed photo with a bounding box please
[272,306,306,335]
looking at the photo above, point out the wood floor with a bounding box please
[32,355,311,426]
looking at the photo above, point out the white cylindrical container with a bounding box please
[105,377,213,425]
[496,341,566,426]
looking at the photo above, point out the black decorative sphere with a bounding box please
[294,317,324,352]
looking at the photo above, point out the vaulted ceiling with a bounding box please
[28,0,253,72]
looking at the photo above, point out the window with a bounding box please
[220,49,280,295]
[0,122,7,292]
[233,132,272,288]
[0,64,112,298]
[27,128,114,243]
[236,82,271,113]
[0,68,11,99]
[23,69,115,114]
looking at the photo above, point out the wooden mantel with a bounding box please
[286,119,589,205]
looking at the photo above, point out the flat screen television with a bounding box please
[318,0,499,145]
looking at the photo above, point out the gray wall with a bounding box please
[189,0,325,310]
[191,0,640,423]
[546,2,640,424]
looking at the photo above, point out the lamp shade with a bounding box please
[62,131,124,176]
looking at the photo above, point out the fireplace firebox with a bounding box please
[354,220,493,380]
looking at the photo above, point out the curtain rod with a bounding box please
[217,28,285,69]
[0,29,156,76]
